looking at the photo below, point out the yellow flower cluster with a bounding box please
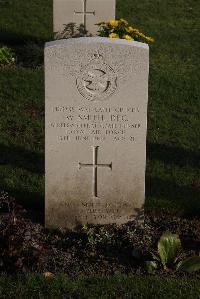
[109,33,119,38]
[96,18,154,44]
[108,18,129,28]
[108,20,119,27]
[109,33,133,40]
[123,34,133,40]
[126,26,138,33]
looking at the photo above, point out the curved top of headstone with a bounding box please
[45,37,149,92]
[45,37,149,50]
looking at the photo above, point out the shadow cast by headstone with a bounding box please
[147,142,200,169]
[146,176,200,216]
[0,29,48,67]
[0,185,44,223]
[0,143,44,222]
[0,28,50,46]
[0,183,44,208]
[0,143,44,174]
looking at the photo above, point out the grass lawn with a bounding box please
[0,0,200,297]
[0,274,200,299]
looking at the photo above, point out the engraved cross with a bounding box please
[79,146,112,198]
[74,0,95,31]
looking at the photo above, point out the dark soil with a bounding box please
[0,193,199,276]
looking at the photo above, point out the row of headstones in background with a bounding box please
[53,0,116,35]
[45,37,149,229]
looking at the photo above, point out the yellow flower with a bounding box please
[126,26,139,34]
[145,36,155,43]
[137,32,146,38]
[108,20,119,27]
[123,34,133,40]
[109,33,119,38]
[120,18,129,26]
[137,31,155,42]
[126,26,134,33]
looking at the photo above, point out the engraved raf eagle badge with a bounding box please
[76,52,117,101]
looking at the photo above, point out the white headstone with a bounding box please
[53,0,116,35]
[45,37,149,229]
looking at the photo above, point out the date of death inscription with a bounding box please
[49,105,144,143]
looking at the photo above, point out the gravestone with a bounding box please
[53,0,116,35]
[45,37,149,229]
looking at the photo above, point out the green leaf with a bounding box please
[151,252,160,262]
[158,231,181,268]
[176,257,200,272]
[145,261,157,274]
[0,47,15,65]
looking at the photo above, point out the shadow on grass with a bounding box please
[147,142,200,169]
[146,176,200,216]
[0,29,47,67]
[0,143,44,221]
[0,28,51,46]
[0,185,44,223]
[0,143,44,174]
[146,142,200,216]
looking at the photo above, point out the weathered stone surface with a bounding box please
[45,37,149,229]
[53,0,116,35]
